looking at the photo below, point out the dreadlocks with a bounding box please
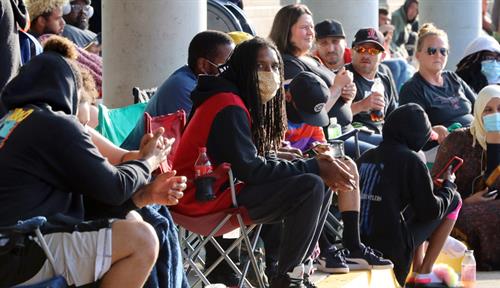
[456,51,489,93]
[221,37,287,156]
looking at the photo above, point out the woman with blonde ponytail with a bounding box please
[400,23,477,147]
[432,84,500,270]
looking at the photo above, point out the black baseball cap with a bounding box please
[289,71,330,127]
[315,19,346,39]
[352,28,385,51]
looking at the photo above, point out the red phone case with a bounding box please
[433,156,464,187]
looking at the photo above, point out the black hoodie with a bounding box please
[189,74,319,185]
[0,52,151,226]
[356,104,458,285]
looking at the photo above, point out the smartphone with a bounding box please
[433,156,464,186]
[483,189,498,198]
[435,156,464,178]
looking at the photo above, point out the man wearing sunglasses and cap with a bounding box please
[347,28,398,135]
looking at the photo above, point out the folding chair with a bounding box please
[132,86,157,104]
[144,110,186,173]
[170,164,265,288]
[0,216,67,288]
[95,102,147,146]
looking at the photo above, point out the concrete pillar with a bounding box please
[244,0,283,37]
[419,0,481,70]
[102,0,206,108]
[301,0,379,44]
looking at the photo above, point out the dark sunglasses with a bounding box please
[426,47,448,56]
[353,46,382,56]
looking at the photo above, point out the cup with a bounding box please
[329,140,345,159]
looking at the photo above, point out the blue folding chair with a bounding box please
[0,217,67,288]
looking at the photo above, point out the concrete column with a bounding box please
[419,0,481,70]
[102,0,206,108]
[244,0,283,37]
[301,0,379,44]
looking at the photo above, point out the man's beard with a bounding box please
[76,16,89,30]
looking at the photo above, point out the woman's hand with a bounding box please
[432,125,449,144]
[464,187,496,204]
[340,83,357,104]
[332,67,353,90]
[140,128,172,170]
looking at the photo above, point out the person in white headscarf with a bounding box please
[432,85,500,270]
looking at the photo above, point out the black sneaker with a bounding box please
[316,248,350,274]
[345,245,394,270]
[303,274,317,288]
[270,264,306,288]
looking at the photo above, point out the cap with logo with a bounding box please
[315,19,346,39]
[352,28,385,51]
[289,71,330,127]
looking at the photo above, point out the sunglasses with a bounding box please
[426,47,448,56]
[353,46,382,56]
[482,54,500,61]
[71,4,92,13]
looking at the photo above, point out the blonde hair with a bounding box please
[416,23,449,52]
[26,0,68,20]
[470,85,500,150]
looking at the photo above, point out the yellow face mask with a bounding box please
[257,71,281,104]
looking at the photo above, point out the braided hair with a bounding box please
[221,37,287,156]
[456,51,489,93]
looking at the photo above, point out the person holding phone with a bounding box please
[432,84,500,270]
[356,104,462,286]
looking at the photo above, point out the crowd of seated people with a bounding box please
[1,1,500,288]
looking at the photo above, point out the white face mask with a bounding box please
[257,71,281,104]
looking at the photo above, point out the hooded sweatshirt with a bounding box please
[171,74,319,216]
[356,103,457,284]
[0,52,151,226]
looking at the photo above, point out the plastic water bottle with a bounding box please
[194,147,215,201]
[369,78,385,122]
[194,147,213,177]
[461,250,476,288]
[327,117,342,140]
[442,236,467,258]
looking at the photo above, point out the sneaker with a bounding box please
[316,248,350,274]
[413,272,448,288]
[270,264,306,288]
[303,274,317,288]
[345,245,394,270]
[405,272,417,288]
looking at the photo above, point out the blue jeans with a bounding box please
[344,131,382,158]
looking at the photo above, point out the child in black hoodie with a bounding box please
[356,103,462,286]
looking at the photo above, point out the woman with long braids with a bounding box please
[172,37,358,288]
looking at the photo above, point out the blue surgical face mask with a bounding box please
[481,60,500,84]
[483,112,500,132]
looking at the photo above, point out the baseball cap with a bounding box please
[289,71,330,127]
[352,28,385,51]
[315,19,346,39]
